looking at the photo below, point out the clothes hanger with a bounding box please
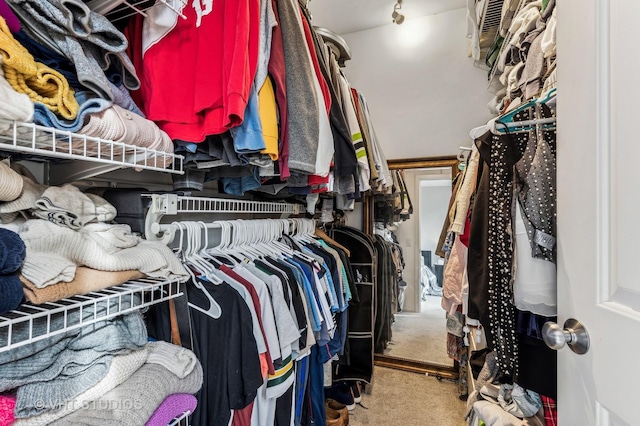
[185,221,218,277]
[313,228,351,257]
[263,219,292,258]
[493,86,557,134]
[187,221,223,284]
[178,221,222,319]
[235,220,261,261]
[253,220,279,258]
[196,220,224,268]
[224,220,251,263]
[205,221,239,266]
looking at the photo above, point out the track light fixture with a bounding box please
[392,0,405,25]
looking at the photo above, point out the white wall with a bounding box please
[340,8,494,159]
[419,182,452,258]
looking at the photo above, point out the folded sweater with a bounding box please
[0,16,77,119]
[13,347,149,426]
[18,219,188,288]
[52,343,203,425]
[0,311,147,418]
[20,267,145,304]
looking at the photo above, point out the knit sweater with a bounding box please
[277,0,319,174]
[20,267,145,304]
[51,343,203,425]
[0,16,77,119]
[0,57,33,128]
[18,219,188,288]
[13,347,150,426]
[7,0,139,100]
[33,89,111,133]
[0,311,147,418]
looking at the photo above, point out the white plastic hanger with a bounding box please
[196,220,224,268]
[176,221,222,319]
[205,221,239,266]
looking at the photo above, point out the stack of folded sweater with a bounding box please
[0,310,202,426]
[9,340,203,426]
[0,164,188,304]
[0,312,147,420]
[0,228,25,314]
[0,163,27,314]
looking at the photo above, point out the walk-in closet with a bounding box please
[0,0,636,424]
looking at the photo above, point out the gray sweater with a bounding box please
[0,311,147,418]
[277,0,319,174]
[51,349,203,425]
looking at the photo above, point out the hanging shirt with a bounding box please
[267,0,290,178]
[276,0,319,175]
[136,0,260,142]
[337,71,371,192]
[219,264,276,374]
[280,258,322,333]
[231,87,267,154]
[259,257,310,352]
[255,0,277,90]
[187,279,263,426]
[258,77,279,160]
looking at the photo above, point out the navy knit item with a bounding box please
[0,273,24,314]
[0,228,26,274]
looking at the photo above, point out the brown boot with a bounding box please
[326,399,349,426]
[325,406,344,426]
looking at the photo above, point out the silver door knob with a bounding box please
[542,318,590,355]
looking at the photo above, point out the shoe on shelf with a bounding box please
[325,382,355,411]
[326,398,349,425]
[325,406,343,426]
[348,381,362,404]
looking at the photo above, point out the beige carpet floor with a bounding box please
[384,295,451,366]
[347,366,467,426]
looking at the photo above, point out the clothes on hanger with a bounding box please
[437,99,557,412]
[0,0,392,210]
[145,218,357,426]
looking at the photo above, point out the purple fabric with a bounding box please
[145,393,197,426]
[0,0,20,33]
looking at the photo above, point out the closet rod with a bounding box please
[495,116,556,130]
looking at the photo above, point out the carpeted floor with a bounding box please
[347,366,467,426]
[384,295,451,365]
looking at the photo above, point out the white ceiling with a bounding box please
[308,0,466,35]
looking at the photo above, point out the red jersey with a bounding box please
[137,0,260,142]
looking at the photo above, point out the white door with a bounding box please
[557,1,640,424]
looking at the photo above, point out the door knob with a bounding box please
[542,318,590,354]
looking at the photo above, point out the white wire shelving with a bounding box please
[144,194,302,244]
[474,0,505,70]
[486,0,537,92]
[0,277,183,354]
[0,120,184,178]
[167,410,192,426]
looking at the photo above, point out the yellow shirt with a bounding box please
[258,77,278,160]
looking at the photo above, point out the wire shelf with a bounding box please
[0,120,184,175]
[167,411,192,426]
[144,194,302,243]
[169,195,301,215]
[0,278,183,354]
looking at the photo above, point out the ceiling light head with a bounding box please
[392,0,405,25]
